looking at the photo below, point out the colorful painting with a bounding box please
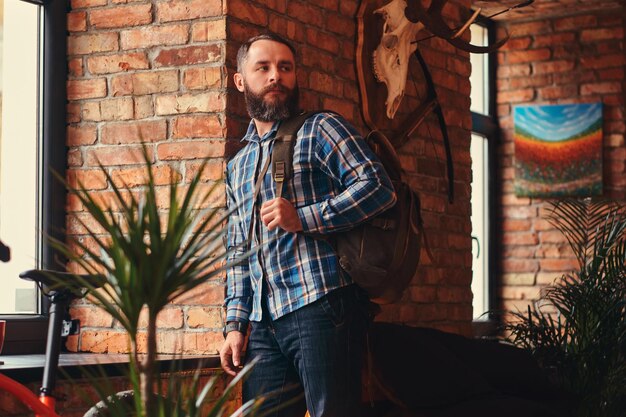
[514,103,603,197]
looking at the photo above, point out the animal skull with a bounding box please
[372,0,423,119]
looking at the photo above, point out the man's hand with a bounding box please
[220,331,245,376]
[260,198,303,232]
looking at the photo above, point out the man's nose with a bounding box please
[268,66,281,83]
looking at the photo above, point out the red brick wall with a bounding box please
[66,0,229,354]
[227,0,474,336]
[496,9,625,314]
[66,0,475,355]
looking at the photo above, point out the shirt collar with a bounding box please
[241,119,281,143]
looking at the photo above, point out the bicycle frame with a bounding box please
[0,372,60,417]
[0,272,75,417]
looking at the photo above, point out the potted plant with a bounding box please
[52,148,259,417]
[505,198,626,417]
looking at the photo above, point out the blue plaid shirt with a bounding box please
[225,112,396,323]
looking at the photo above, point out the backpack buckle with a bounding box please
[274,161,285,183]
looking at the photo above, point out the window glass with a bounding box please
[0,0,41,314]
[470,22,492,320]
[470,24,489,115]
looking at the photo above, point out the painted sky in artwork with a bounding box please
[514,103,602,141]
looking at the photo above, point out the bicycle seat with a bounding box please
[19,269,106,296]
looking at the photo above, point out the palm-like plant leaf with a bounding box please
[48,147,260,417]
[506,198,626,417]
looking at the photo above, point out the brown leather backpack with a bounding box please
[269,112,425,304]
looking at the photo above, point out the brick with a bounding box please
[87,52,149,74]
[497,64,531,78]
[508,75,551,90]
[506,48,551,64]
[80,331,130,353]
[155,92,225,115]
[581,27,624,42]
[157,140,226,160]
[154,44,222,68]
[82,98,134,122]
[581,53,625,69]
[89,4,152,29]
[497,89,534,103]
[539,85,578,100]
[67,78,107,100]
[502,232,539,245]
[68,124,97,146]
[67,212,108,235]
[308,71,342,96]
[120,24,189,50]
[68,58,84,77]
[191,19,227,42]
[502,259,539,273]
[554,14,597,31]
[306,28,341,54]
[86,146,154,167]
[183,67,223,90]
[539,258,578,272]
[71,0,107,8]
[581,82,622,95]
[111,70,179,96]
[501,285,542,301]
[172,115,224,139]
[287,1,324,26]
[67,169,108,190]
[101,120,167,144]
[501,273,535,286]
[157,0,223,22]
[533,32,576,47]
[500,36,531,51]
[321,97,355,120]
[70,306,115,329]
[68,11,87,32]
[136,307,184,329]
[326,14,355,37]
[175,282,225,305]
[269,15,305,42]
[134,96,154,118]
[68,148,83,167]
[533,60,575,75]
[227,0,269,26]
[501,218,531,232]
[184,160,225,182]
[187,307,222,328]
[110,164,181,188]
[68,33,119,55]
[508,20,551,37]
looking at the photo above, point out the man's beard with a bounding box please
[244,82,299,122]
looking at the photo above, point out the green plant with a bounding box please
[51,148,255,417]
[505,199,626,417]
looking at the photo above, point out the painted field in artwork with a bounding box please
[514,103,603,197]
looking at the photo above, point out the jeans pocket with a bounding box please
[319,289,347,327]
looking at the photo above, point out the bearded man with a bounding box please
[219,33,396,417]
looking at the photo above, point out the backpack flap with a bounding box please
[334,182,422,304]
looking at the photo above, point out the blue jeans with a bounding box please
[242,285,370,417]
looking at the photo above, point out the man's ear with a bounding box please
[234,73,245,92]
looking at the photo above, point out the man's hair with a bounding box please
[236,33,297,73]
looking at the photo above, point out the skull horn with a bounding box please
[406,0,508,53]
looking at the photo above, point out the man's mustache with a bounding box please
[262,83,290,95]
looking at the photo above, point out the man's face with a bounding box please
[235,39,299,122]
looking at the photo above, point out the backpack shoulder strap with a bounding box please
[271,111,319,199]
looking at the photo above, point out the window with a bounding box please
[0,0,40,314]
[0,0,67,347]
[470,22,498,327]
